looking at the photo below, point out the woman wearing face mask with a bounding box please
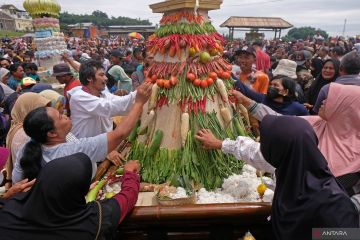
[234,75,309,116]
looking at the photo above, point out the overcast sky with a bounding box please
[9,0,360,38]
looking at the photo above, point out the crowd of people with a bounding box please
[0,32,360,239]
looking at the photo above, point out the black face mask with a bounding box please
[267,87,281,99]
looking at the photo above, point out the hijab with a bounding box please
[307,58,340,106]
[260,115,358,240]
[304,83,360,177]
[0,67,9,81]
[0,153,99,240]
[5,93,50,179]
[0,82,15,100]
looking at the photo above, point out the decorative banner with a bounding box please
[35,30,53,38]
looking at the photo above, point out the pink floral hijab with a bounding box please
[304,83,360,177]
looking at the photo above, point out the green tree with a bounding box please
[59,11,152,28]
[283,26,329,42]
[92,10,108,19]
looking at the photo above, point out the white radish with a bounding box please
[216,79,228,103]
[220,105,232,126]
[181,112,190,147]
[238,104,250,127]
[137,110,156,135]
[148,84,159,111]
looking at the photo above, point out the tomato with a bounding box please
[221,72,231,80]
[156,79,165,88]
[209,72,218,81]
[206,77,214,86]
[187,73,196,82]
[216,71,224,78]
[151,74,158,83]
[164,80,172,89]
[200,80,208,88]
[193,78,201,87]
[170,76,178,86]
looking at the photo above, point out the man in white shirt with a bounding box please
[69,59,136,139]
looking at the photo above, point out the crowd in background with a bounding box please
[0,32,360,239]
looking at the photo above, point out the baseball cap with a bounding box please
[235,46,256,58]
[294,50,313,66]
[52,63,72,77]
[21,77,37,87]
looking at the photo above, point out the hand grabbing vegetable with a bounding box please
[195,129,223,150]
[229,89,252,107]
[124,160,141,174]
[106,150,123,167]
[135,82,153,105]
[89,181,99,191]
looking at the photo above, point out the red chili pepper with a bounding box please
[188,98,193,112]
[194,100,198,115]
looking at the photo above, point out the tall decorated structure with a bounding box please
[23,0,69,70]
[128,0,251,189]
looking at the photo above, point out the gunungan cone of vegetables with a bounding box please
[127,1,251,190]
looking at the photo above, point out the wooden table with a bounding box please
[119,202,273,240]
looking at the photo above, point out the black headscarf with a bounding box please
[260,115,359,240]
[0,153,99,240]
[307,58,340,107]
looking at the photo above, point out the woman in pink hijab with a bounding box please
[307,83,360,177]
[196,83,360,195]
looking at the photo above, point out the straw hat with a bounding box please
[272,59,297,79]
